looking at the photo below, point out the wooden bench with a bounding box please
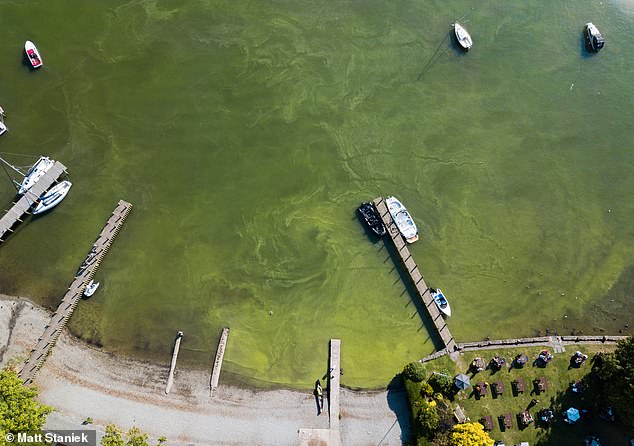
[454,405,467,423]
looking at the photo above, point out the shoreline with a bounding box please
[0,294,409,446]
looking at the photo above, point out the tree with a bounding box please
[0,369,52,441]
[403,362,426,382]
[594,336,634,428]
[428,372,453,397]
[450,422,493,446]
[100,425,164,446]
[417,401,440,437]
[101,425,125,446]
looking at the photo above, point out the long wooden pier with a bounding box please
[19,200,133,384]
[0,161,67,242]
[373,197,457,354]
[328,339,341,430]
[210,327,230,396]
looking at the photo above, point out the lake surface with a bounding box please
[0,0,632,388]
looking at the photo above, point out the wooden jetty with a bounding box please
[419,335,628,362]
[328,339,341,430]
[0,161,67,243]
[209,327,230,396]
[166,331,184,394]
[373,197,457,354]
[18,200,133,384]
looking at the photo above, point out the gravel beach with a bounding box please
[0,295,410,445]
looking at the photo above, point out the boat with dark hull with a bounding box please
[584,22,605,53]
[358,202,386,237]
[453,23,473,51]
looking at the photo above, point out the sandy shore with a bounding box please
[0,295,410,445]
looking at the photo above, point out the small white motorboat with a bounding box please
[32,180,72,214]
[430,288,452,317]
[0,121,7,136]
[25,41,43,68]
[453,23,473,51]
[385,196,419,243]
[84,280,100,297]
[19,156,55,195]
[585,22,605,53]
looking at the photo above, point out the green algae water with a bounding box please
[0,0,632,388]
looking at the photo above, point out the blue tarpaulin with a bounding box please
[566,407,581,423]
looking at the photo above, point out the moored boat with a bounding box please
[385,196,419,243]
[32,180,71,214]
[358,202,386,237]
[584,22,605,53]
[0,121,6,136]
[453,23,473,51]
[430,288,451,317]
[19,156,55,195]
[25,41,43,69]
[84,280,100,297]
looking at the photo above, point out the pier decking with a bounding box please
[210,327,230,396]
[0,161,67,242]
[373,197,457,354]
[328,339,341,430]
[19,200,133,384]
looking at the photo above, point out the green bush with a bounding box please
[417,401,440,437]
[420,382,434,398]
[403,361,427,382]
[417,437,433,446]
[428,372,454,396]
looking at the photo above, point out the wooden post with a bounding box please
[165,331,183,394]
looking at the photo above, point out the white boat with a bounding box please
[385,196,419,243]
[25,41,43,68]
[84,280,100,297]
[32,180,71,214]
[0,121,6,136]
[430,288,452,317]
[453,23,473,51]
[19,156,55,195]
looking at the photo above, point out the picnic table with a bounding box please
[571,380,585,394]
[472,357,485,372]
[499,413,513,429]
[512,378,526,394]
[479,415,493,431]
[536,377,548,392]
[519,410,534,427]
[493,381,505,396]
[475,381,489,397]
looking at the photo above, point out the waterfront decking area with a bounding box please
[18,200,132,384]
[373,196,457,354]
[0,161,67,242]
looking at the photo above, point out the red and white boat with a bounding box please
[25,41,43,69]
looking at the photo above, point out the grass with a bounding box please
[406,344,628,446]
